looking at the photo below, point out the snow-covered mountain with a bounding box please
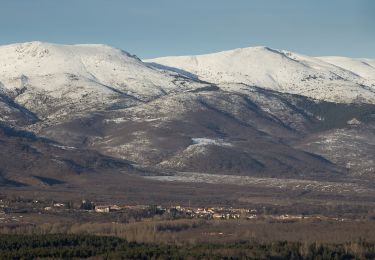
[317,56,375,82]
[146,46,375,104]
[0,41,207,122]
[0,42,375,188]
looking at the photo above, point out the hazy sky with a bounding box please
[0,0,374,58]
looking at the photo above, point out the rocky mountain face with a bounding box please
[0,42,374,187]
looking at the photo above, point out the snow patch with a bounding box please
[191,138,232,147]
[51,144,77,150]
[347,118,361,125]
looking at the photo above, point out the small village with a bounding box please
[89,203,345,222]
[0,197,346,225]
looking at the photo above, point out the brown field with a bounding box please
[1,217,375,245]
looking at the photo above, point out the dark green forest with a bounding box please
[0,234,374,259]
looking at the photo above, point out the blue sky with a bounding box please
[0,0,374,58]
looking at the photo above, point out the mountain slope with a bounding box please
[146,47,375,104]
[0,122,133,187]
[317,56,375,82]
[0,41,208,123]
[0,42,374,188]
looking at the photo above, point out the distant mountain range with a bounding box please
[0,41,374,188]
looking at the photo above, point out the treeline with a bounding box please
[0,234,375,259]
[2,219,375,245]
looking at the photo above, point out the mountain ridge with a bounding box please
[146,46,375,104]
[0,42,374,189]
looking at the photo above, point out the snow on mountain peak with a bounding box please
[146,46,375,104]
[1,40,375,119]
[0,41,203,93]
[0,42,207,120]
[317,56,375,81]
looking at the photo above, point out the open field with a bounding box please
[2,218,375,245]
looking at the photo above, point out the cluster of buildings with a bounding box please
[165,205,255,220]
[90,203,260,220]
[0,197,349,223]
[94,205,120,213]
[89,204,335,222]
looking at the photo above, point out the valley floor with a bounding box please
[1,172,375,258]
[1,173,375,242]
